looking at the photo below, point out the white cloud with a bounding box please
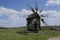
[43,10,60,26]
[46,0,60,6]
[0,6,19,16]
[0,19,6,23]
[0,6,32,27]
[20,9,32,18]
[21,9,32,15]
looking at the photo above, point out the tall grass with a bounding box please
[0,27,60,40]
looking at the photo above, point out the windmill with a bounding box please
[26,1,48,33]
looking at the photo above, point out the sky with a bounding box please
[0,0,60,27]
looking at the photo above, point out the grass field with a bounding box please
[0,27,60,40]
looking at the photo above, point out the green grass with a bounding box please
[0,27,60,40]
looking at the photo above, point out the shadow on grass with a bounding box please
[16,31,28,35]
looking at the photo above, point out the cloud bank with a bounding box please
[46,0,60,6]
[0,6,60,27]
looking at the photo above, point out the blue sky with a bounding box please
[0,0,60,27]
[0,0,47,11]
[0,0,60,11]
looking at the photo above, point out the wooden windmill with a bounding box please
[26,1,47,33]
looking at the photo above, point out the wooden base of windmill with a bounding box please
[26,22,39,33]
[26,28,38,33]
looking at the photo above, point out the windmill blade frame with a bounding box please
[41,18,48,26]
[27,4,35,12]
[35,1,38,12]
[39,8,44,13]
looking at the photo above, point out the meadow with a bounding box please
[0,27,60,40]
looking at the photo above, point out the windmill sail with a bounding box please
[35,1,38,12]
[41,18,48,26]
[40,9,44,14]
[40,9,48,26]
[27,4,35,12]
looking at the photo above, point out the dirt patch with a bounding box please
[48,37,60,40]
